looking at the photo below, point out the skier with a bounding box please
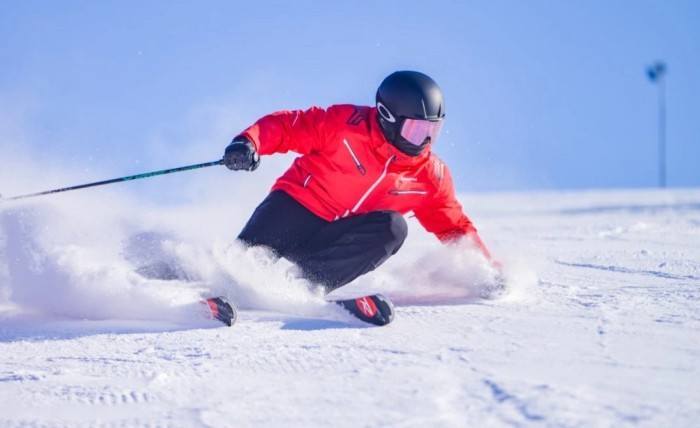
[223,71,498,295]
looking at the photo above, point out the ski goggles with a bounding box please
[400,118,444,146]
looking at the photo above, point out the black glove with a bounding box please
[223,137,260,171]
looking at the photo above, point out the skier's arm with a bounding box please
[414,200,494,261]
[236,107,331,156]
[413,163,494,261]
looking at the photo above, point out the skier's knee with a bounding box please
[389,211,408,251]
[372,211,407,256]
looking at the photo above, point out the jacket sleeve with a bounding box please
[413,161,493,260]
[236,107,333,156]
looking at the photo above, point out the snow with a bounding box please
[1,180,699,426]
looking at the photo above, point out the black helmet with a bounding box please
[376,71,445,156]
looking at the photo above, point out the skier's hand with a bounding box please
[223,137,260,171]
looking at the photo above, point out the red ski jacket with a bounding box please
[238,104,492,259]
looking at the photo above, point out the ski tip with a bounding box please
[334,294,395,326]
[204,296,238,327]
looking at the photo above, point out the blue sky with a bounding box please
[1,0,698,192]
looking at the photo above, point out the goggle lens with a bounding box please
[400,118,444,146]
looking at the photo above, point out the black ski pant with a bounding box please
[237,190,408,293]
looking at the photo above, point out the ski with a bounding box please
[331,294,395,326]
[202,294,393,327]
[203,296,237,327]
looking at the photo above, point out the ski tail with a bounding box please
[332,294,395,326]
[204,296,237,327]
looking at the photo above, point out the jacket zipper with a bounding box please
[342,139,367,176]
[303,174,312,187]
[341,155,396,218]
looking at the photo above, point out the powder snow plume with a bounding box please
[0,143,525,326]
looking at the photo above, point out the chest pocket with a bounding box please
[342,138,367,176]
[389,189,428,196]
[388,173,430,196]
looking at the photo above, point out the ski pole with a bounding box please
[1,159,224,201]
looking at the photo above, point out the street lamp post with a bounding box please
[647,61,667,188]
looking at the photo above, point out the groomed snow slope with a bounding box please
[1,187,699,427]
